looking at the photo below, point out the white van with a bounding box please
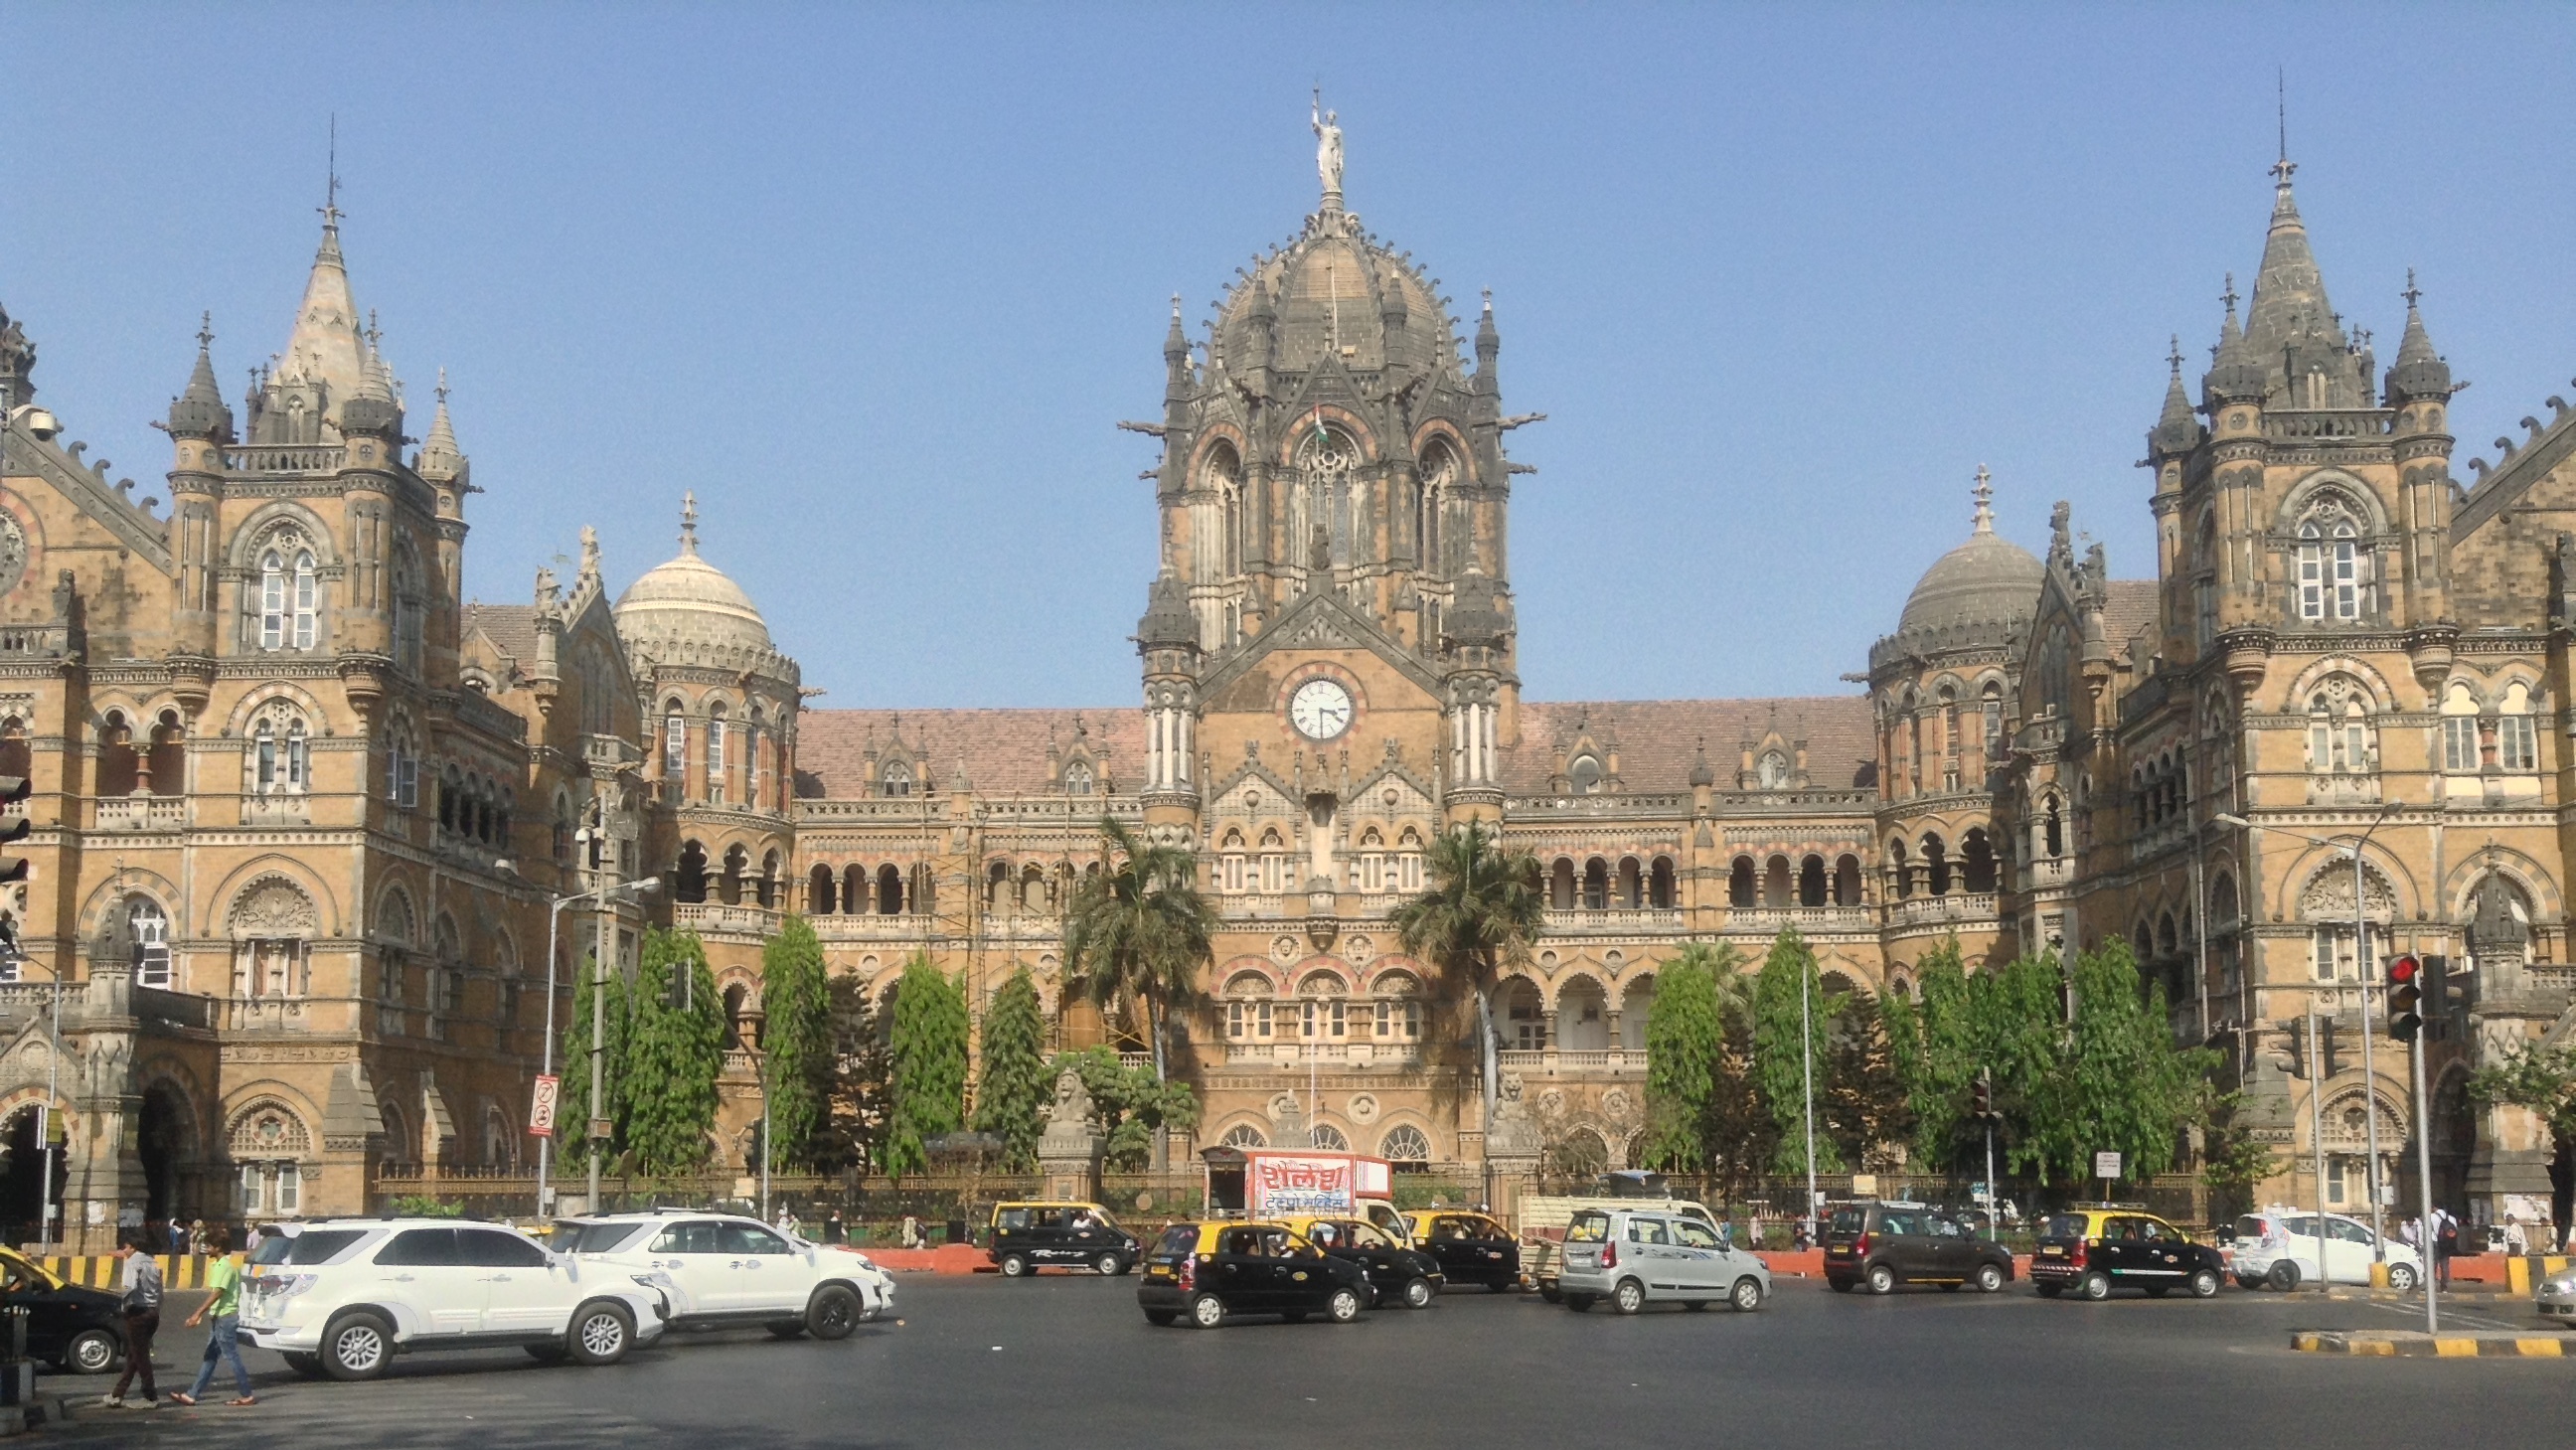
[238,1218,670,1380]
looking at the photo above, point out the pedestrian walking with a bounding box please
[167,1249,254,1407]
[166,1219,186,1255]
[99,1233,163,1409]
[2399,1216,2420,1251]
[1747,1211,1764,1251]
[2503,1215,2529,1255]
[825,1209,845,1245]
[187,1219,208,1255]
[1715,1213,1735,1249]
[900,1214,923,1249]
[776,1208,800,1239]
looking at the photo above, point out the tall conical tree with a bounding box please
[1752,928,1843,1175]
[973,968,1051,1172]
[623,930,724,1175]
[1642,941,1733,1173]
[556,952,628,1170]
[758,916,831,1174]
[883,953,969,1181]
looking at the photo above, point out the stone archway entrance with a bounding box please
[139,1082,197,1222]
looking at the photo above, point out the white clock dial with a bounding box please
[1288,679,1354,741]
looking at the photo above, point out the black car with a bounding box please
[1137,1221,1371,1329]
[1294,1217,1445,1309]
[0,1248,126,1374]
[1407,1210,1522,1291]
[2030,1208,2225,1300]
[1823,1201,2014,1295]
[988,1201,1143,1277]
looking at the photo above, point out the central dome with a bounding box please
[1211,208,1460,381]
[1899,530,2043,637]
[613,495,779,666]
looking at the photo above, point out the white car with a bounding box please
[2227,1210,2423,1291]
[238,1217,670,1380]
[559,1211,891,1340]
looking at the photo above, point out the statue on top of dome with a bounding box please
[1313,89,1344,201]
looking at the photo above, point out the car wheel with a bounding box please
[2080,1272,2112,1302]
[1564,1294,1595,1313]
[767,1322,809,1340]
[1829,1277,1854,1293]
[1730,1276,1765,1313]
[323,1311,396,1381]
[568,1302,635,1367]
[999,1252,1031,1278]
[2188,1268,2221,1299]
[1144,1310,1177,1326]
[1190,1293,1226,1330]
[524,1344,569,1365]
[1401,1276,1435,1310]
[2035,1283,2063,1298]
[805,1283,862,1340]
[65,1329,117,1374]
[1973,1263,2006,1294]
[284,1351,327,1378]
[1538,1285,1563,1304]
[1328,1288,1363,1323]
[2386,1263,2419,1292]
[1613,1278,1647,1316]
[2267,1259,2301,1292]
[1866,1263,1897,1296]
[1095,1252,1126,1277]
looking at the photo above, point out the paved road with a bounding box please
[58,1275,2574,1448]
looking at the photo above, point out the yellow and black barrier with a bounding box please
[2295,1330,2567,1358]
[2504,1254,2570,1296]
[39,1253,229,1288]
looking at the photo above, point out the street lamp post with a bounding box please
[537,875,657,1219]
[1800,961,1817,1245]
[2218,805,2399,1265]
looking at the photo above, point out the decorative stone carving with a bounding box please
[2297,863,2395,923]
[228,1099,312,1157]
[230,878,317,937]
[1485,1072,1541,1158]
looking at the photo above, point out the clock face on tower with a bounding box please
[1288,678,1354,741]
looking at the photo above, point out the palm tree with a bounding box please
[1062,816,1218,1080]
[1390,819,1546,1142]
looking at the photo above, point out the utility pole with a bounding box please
[2307,1006,2329,1294]
[1800,960,1817,1244]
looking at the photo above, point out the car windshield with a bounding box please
[279,1229,368,1265]
[1339,1221,1392,1248]
[1566,1210,1611,1243]
[2040,1214,2089,1240]
[248,1233,300,1265]
[561,1221,655,1254]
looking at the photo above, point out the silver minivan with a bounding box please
[1557,1208,1770,1315]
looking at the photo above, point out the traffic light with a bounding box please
[1973,1067,1996,1119]
[2319,1017,2341,1078]
[0,775,29,886]
[2420,955,2453,1041]
[2386,953,2423,1042]
[2273,1021,2308,1079]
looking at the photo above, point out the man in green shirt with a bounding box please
[168,1252,254,1407]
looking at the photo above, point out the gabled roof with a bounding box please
[1500,697,1877,794]
[465,602,540,666]
[796,708,1142,799]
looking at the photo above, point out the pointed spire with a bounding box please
[1688,736,1715,788]
[2386,267,2453,403]
[167,310,234,440]
[2154,333,2201,454]
[276,165,372,430]
[679,491,701,557]
[1163,293,1188,360]
[1474,288,1499,395]
[2204,272,2265,405]
[415,367,467,481]
[1971,464,1995,534]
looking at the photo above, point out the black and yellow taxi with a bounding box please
[1402,1209,1522,1291]
[988,1200,1143,1277]
[0,1245,126,1373]
[2029,1206,2225,1301]
[1137,1220,1371,1329]
[1279,1215,1446,1309]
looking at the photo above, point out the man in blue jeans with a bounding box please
[168,1251,254,1407]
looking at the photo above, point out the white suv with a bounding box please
[2227,1209,2423,1290]
[558,1211,891,1340]
[238,1218,670,1380]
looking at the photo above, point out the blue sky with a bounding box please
[7,4,2571,708]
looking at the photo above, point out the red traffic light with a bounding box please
[2386,954,2420,985]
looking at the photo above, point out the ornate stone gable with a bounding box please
[1196,582,1444,703]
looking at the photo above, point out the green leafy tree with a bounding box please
[1823,992,1912,1168]
[810,972,891,1176]
[555,952,627,1170]
[883,953,969,1180]
[972,968,1052,1171]
[1902,939,1986,1172]
[1048,1046,1202,1171]
[2012,940,2214,1187]
[1391,820,1546,1142]
[1062,817,1220,1079]
[1701,974,1777,1205]
[1642,942,1731,1173]
[622,929,724,1175]
[1752,928,1843,1175]
[2469,1043,2576,1140]
[2199,1091,2278,1220]
[757,916,831,1174]
[1969,950,2067,1178]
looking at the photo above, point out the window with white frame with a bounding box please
[2306,686,2371,773]
[2309,923,2381,983]
[249,703,311,796]
[706,704,727,804]
[127,896,172,988]
[2294,506,2366,622]
[256,533,320,651]
[2499,681,2540,771]
[664,708,686,780]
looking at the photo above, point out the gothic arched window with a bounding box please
[2295,503,2366,622]
[882,759,912,797]
[1064,760,1093,795]
[706,701,728,804]
[2307,684,2372,774]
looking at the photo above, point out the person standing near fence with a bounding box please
[99,1234,163,1409]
